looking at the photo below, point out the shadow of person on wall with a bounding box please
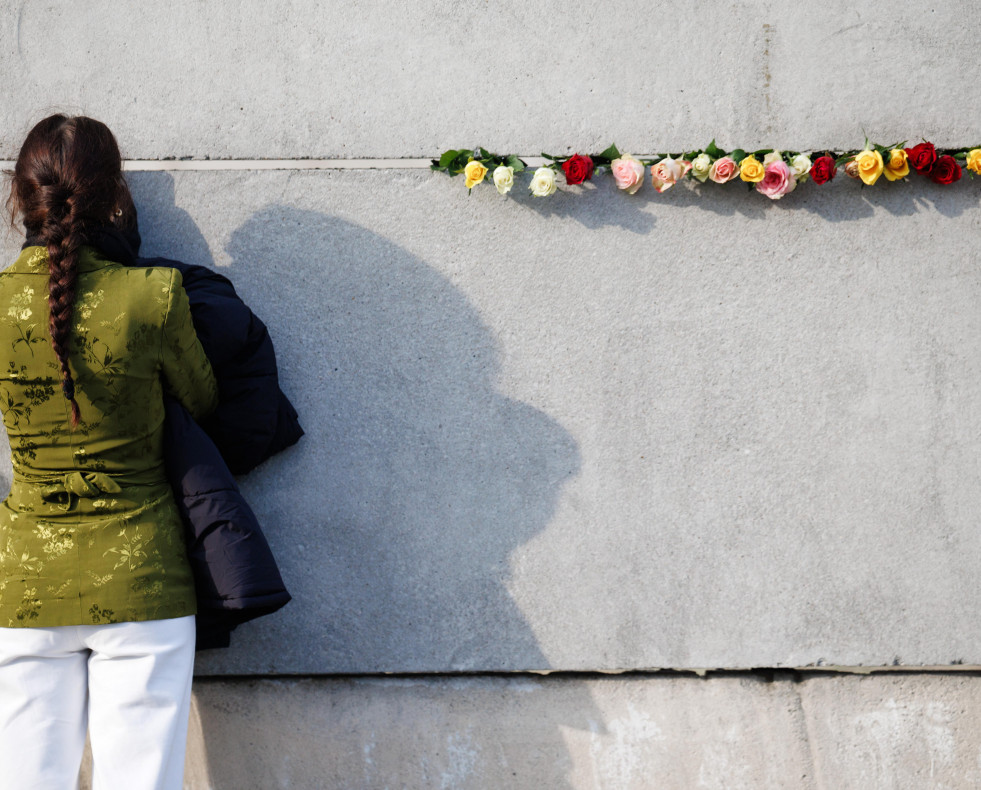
[128,180,603,786]
[125,171,216,268]
[211,204,582,673]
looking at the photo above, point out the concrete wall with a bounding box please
[4,0,981,786]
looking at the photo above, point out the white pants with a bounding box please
[0,615,196,790]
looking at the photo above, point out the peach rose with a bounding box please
[611,154,645,194]
[708,156,739,184]
[650,156,692,193]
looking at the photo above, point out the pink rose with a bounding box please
[755,160,797,200]
[650,156,692,193]
[611,155,645,194]
[708,156,739,184]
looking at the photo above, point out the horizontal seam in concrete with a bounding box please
[0,157,545,171]
[194,666,981,682]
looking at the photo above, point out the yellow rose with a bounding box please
[966,149,981,175]
[882,149,909,182]
[464,160,488,189]
[739,155,765,183]
[854,149,883,185]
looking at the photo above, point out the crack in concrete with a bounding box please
[792,676,823,790]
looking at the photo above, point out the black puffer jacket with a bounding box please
[163,396,292,649]
[82,225,299,649]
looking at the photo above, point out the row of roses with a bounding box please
[432,141,981,200]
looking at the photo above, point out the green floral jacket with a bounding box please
[0,245,218,627]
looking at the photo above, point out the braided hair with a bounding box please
[5,115,135,427]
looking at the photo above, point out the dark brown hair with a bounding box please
[5,115,135,427]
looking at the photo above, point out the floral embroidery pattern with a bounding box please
[0,246,217,627]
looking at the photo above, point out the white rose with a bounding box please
[493,165,514,195]
[791,153,812,182]
[529,167,557,197]
[763,150,783,166]
[691,153,712,183]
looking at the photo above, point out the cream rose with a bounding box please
[790,154,812,182]
[493,165,514,195]
[529,167,557,197]
[691,153,712,183]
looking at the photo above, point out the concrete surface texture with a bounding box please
[73,673,981,789]
[5,1,981,787]
[0,1,978,159]
[4,170,980,673]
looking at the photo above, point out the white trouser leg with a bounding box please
[85,616,196,790]
[0,625,89,790]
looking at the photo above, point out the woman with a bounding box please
[0,115,217,789]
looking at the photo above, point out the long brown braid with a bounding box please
[5,115,135,427]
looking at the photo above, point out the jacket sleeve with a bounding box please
[158,261,303,474]
[160,268,219,421]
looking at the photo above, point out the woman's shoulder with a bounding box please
[83,250,181,290]
[78,254,183,323]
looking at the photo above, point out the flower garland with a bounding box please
[431,140,981,200]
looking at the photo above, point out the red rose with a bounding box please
[562,154,595,185]
[810,155,837,185]
[931,155,962,185]
[905,142,937,175]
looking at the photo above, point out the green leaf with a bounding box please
[438,149,461,168]
[506,154,526,172]
[729,148,746,163]
[705,139,724,159]
[450,152,472,175]
[598,143,621,161]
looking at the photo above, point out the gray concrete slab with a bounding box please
[4,169,981,673]
[1,1,977,158]
[78,673,981,789]
[184,674,814,790]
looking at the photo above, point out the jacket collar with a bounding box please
[12,222,143,275]
[20,223,142,267]
[7,245,123,275]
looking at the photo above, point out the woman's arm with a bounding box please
[160,268,219,420]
